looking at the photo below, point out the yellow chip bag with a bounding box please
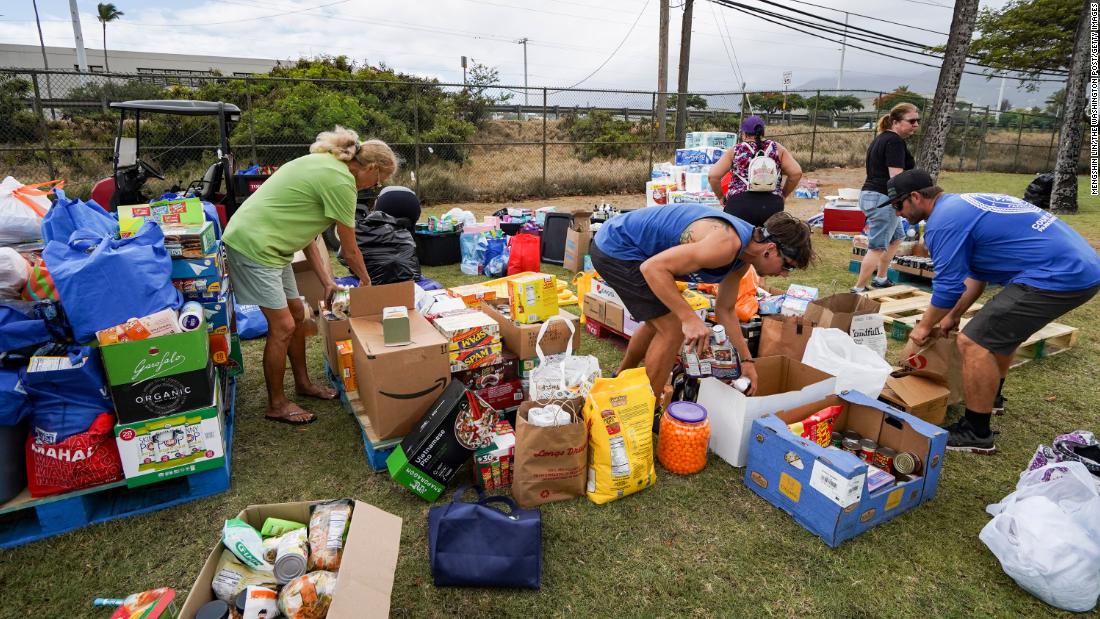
[583,367,657,504]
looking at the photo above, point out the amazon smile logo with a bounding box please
[379,378,447,400]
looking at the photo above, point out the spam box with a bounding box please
[114,380,224,488]
[744,390,947,547]
[119,197,205,237]
[508,273,559,325]
[387,380,499,501]
[162,221,216,259]
[179,499,402,618]
[449,341,503,373]
[432,310,500,352]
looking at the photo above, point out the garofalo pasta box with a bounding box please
[386,380,499,501]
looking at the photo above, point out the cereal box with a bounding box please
[507,273,559,325]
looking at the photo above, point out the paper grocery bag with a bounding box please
[900,327,964,404]
[758,314,815,360]
[512,398,588,508]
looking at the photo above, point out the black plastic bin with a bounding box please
[415,232,462,266]
[0,421,27,504]
[500,222,523,236]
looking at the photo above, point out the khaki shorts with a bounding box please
[224,243,299,310]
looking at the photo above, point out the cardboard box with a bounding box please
[347,282,450,439]
[602,298,625,332]
[432,310,500,352]
[382,306,410,346]
[449,341,503,373]
[291,249,327,311]
[472,420,516,491]
[179,499,402,618]
[172,275,226,303]
[803,293,882,334]
[201,292,232,335]
[582,294,606,324]
[879,373,951,425]
[453,351,518,390]
[336,339,358,396]
[623,311,643,337]
[162,221,216,259]
[591,277,624,306]
[227,333,244,378]
[481,302,580,360]
[744,391,948,547]
[386,380,499,501]
[100,327,216,424]
[508,274,559,325]
[170,242,224,280]
[448,284,496,307]
[474,378,524,411]
[119,197,205,236]
[114,381,224,488]
[563,211,593,273]
[697,356,836,468]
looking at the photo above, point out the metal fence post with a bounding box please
[976,106,988,172]
[809,90,820,168]
[1044,115,1059,171]
[1012,114,1025,172]
[245,78,258,163]
[413,85,420,195]
[30,72,56,179]
[958,103,972,171]
[542,87,548,187]
[649,91,657,175]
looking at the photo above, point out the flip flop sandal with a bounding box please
[266,412,316,426]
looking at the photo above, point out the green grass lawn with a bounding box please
[2,173,1099,618]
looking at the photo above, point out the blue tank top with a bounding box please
[594,204,755,283]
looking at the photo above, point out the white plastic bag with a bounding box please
[1,176,56,244]
[0,248,29,300]
[801,328,891,398]
[529,316,600,402]
[443,207,476,228]
[980,462,1100,612]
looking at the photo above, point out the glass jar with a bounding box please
[657,401,710,475]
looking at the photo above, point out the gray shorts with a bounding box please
[225,243,299,310]
[963,283,1099,356]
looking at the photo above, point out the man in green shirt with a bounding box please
[224,127,397,424]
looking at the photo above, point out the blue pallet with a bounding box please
[847,259,929,285]
[324,357,401,472]
[0,378,237,550]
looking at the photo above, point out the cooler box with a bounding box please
[822,206,866,235]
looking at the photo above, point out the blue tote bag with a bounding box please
[234,303,268,339]
[20,345,113,443]
[43,220,181,343]
[428,486,542,588]
[40,188,117,245]
[0,366,31,427]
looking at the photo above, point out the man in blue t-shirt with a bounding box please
[883,169,1100,454]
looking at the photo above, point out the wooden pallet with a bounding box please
[856,286,935,325]
[892,317,1078,368]
[324,357,400,473]
[889,304,985,341]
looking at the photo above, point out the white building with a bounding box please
[0,43,279,80]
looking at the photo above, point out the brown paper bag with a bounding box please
[758,315,816,360]
[899,327,964,404]
[512,398,588,508]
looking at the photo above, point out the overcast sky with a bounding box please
[1,0,1022,94]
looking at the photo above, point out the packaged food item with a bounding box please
[238,585,279,619]
[842,436,861,454]
[195,599,230,619]
[108,588,178,619]
[278,571,337,619]
[432,310,500,351]
[866,464,895,492]
[382,306,410,346]
[448,341,503,372]
[222,518,273,573]
[179,301,205,331]
[307,499,353,571]
[709,325,741,381]
[448,283,496,307]
[657,401,710,475]
[260,517,306,538]
[472,420,516,491]
[210,550,278,603]
[273,528,309,584]
[508,273,559,324]
[334,339,357,397]
[96,309,181,346]
[787,405,843,448]
[893,451,922,475]
[583,367,657,504]
[859,438,879,464]
[873,447,896,474]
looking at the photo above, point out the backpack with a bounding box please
[734,141,780,192]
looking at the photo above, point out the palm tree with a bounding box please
[96,3,123,73]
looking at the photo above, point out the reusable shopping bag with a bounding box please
[21,344,113,444]
[25,412,123,498]
[40,188,116,245]
[235,303,269,339]
[507,233,541,275]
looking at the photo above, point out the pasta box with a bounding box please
[744,390,947,547]
[386,380,499,501]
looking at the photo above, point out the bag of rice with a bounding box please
[583,367,656,504]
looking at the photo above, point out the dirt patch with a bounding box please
[425,166,868,221]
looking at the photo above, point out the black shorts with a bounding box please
[724,191,784,227]
[589,242,671,322]
[962,283,1099,356]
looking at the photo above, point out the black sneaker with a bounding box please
[871,278,894,289]
[945,419,997,455]
[992,394,1007,416]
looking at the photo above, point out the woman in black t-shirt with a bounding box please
[851,102,920,292]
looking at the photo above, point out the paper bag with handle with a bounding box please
[758,314,815,360]
[899,325,964,404]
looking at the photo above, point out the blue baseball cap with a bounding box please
[741,115,765,135]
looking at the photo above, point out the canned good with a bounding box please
[842,430,861,442]
[841,437,861,453]
[894,451,922,475]
[859,438,878,463]
[873,447,896,474]
[830,431,843,449]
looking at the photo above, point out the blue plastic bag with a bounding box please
[40,189,117,245]
[0,304,52,354]
[483,237,509,278]
[43,220,181,344]
[0,366,31,426]
[235,303,269,339]
[460,232,483,276]
[20,345,112,443]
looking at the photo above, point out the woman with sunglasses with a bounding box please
[851,102,920,293]
[590,207,813,402]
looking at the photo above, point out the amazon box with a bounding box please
[349,282,450,440]
[179,499,402,618]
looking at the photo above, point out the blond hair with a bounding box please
[877,102,919,134]
[310,125,398,174]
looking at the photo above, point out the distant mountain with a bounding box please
[794,69,1062,111]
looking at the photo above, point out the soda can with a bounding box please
[858,438,878,464]
[873,447,896,474]
[893,451,922,475]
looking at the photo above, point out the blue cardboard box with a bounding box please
[202,290,232,335]
[170,241,224,280]
[744,390,948,547]
[174,275,226,303]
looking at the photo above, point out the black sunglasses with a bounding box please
[902,118,921,124]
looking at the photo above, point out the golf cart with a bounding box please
[90,100,245,225]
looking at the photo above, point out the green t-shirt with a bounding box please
[223,153,356,267]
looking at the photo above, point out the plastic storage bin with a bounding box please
[415,232,461,266]
[0,421,27,503]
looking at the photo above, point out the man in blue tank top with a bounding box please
[886,169,1100,454]
[591,205,813,399]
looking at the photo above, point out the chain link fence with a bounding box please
[0,69,1073,203]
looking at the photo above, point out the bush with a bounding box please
[559,111,648,161]
[0,74,43,144]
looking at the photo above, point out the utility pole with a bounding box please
[673,0,694,145]
[835,11,848,93]
[995,72,1006,122]
[656,0,670,142]
[518,37,529,107]
[31,0,55,119]
[68,0,90,77]
[461,55,467,86]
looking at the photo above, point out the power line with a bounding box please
[897,0,954,9]
[100,0,351,28]
[709,2,744,86]
[553,0,651,91]
[780,0,949,36]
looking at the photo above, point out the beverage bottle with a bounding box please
[709,325,742,381]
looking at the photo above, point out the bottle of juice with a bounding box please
[709,325,741,381]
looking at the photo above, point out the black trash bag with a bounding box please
[1023,172,1055,210]
[353,211,421,285]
